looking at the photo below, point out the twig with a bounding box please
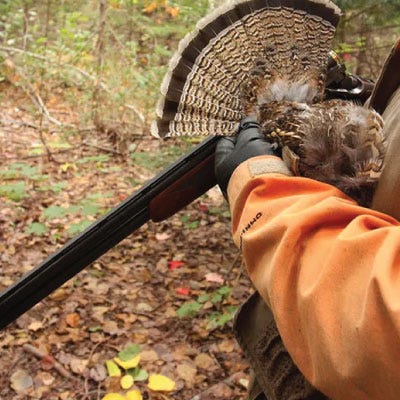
[5,58,65,127]
[82,341,106,400]
[22,344,75,380]
[106,21,126,50]
[189,374,241,400]
[0,45,146,124]
[82,141,123,155]
[0,119,39,130]
[224,249,242,282]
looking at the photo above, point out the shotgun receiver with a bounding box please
[0,136,220,330]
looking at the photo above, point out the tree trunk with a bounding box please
[93,0,108,128]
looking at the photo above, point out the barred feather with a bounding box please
[152,0,386,206]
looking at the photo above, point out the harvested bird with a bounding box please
[152,0,386,207]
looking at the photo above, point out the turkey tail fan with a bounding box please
[151,0,342,138]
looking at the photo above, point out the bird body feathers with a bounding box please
[152,0,386,206]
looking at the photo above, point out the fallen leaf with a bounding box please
[155,232,170,241]
[90,365,107,382]
[199,203,209,212]
[148,374,176,392]
[102,394,125,400]
[176,287,190,296]
[120,374,134,390]
[168,260,184,270]
[28,320,44,331]
[239,378,249,389]
[10,370,33,393]
[118,344,140,361]
[165,5,180,18]
[40,355,55,371]
[35,371,54,386]
[114,355,140,370]
[205,273,224,284]
[126,390,143,400]
[200,382,233,399]
[65,313,80,328]
[131,368,148,382]
[106,360,121,377]
[194,353,215,370]
[70,357,88,375]
[218,339,235,353]
[102,320,121,335]
[140,350,158,362]
[176,363,197,386]
[144,2,157,13]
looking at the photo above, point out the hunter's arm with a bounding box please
[228,155,400,400]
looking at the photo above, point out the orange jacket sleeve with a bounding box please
[227,155,400,400]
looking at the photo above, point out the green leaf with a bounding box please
[68,220,92,235]
[118,344,141,362]
[211,293,223,304]
[217,286,232,297]
[187,220,199,229]
[0,182,27,201]
[127,367,149,382]
[197,294,210,304]
[176,301,202,318]
[82,203,100,216]
[42,205,68,220]
[38,181,68,193]
[89,326,102,332]
[77,155,110,164]
[26,223,47,236]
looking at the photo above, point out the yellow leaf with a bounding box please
[101,394,125,400]
[165,6,180,18]
[148,374,176,392]
[105,360,121,377]
[126,390,143,400]
[120,375,134,390]
[60,163,77,172]
[113,355,140,370]
[144,2,157,13]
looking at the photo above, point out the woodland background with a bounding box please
[0,1,400,399]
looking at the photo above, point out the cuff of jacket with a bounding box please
[227,155,293,203]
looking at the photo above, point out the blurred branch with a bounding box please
[0,45,145,124]
[341,3,383,23]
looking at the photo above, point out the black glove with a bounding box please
[215,116,277,196]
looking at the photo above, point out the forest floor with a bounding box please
[0,84,253,400]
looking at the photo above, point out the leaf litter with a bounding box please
[0,92,253,399]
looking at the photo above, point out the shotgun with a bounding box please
[0,136,220,330]
[0,55,373,330]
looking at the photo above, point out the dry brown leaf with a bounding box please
[200,382,233,399]
[102,320,121,335]
[176,363,197,386]
[140,349,158,362]
[90,364,107,382]
[35,371,55,386]
[70,357,89,375]
[194,353,215,370]
[10,370,33,393]
[28,320,44,331]
[218,339,235,353]
[65,313,80,328]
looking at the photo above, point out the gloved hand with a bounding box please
[215,116,278,196]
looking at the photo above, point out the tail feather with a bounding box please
[152,0,342,138]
